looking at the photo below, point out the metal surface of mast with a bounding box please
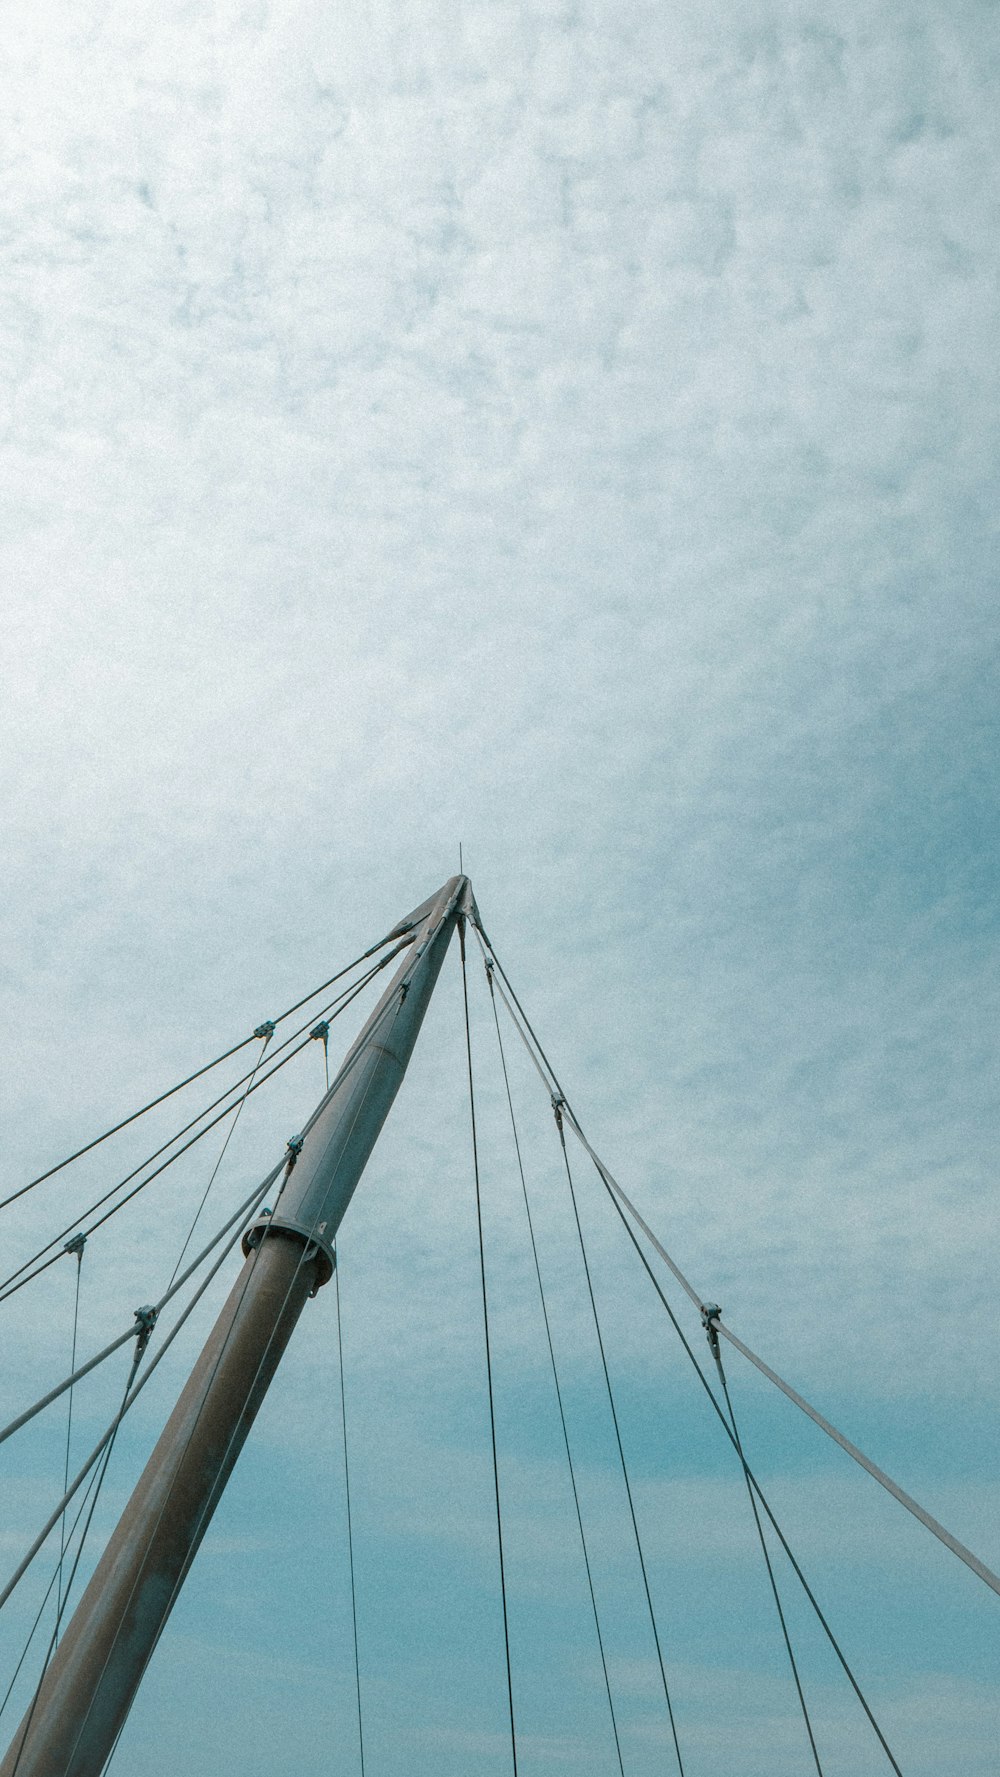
[1,875,471,1777]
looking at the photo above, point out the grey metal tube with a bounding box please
[1,876,468,1777]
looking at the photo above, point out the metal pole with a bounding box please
[1,876,471,1777]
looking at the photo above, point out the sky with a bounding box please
[1,0,998,1770]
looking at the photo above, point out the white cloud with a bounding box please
[1,0,998,1767]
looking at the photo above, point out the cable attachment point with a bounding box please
[132,1304,158,1359]
[700,1303,722,1360]
[64,1232,86,1261]
[551,1093,565,1133]
[310,1021,330,1043]
[253,1021,275,1041]
[242,1208,272,1254]
[284,1135,304,1172]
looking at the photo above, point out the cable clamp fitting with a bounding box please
[700,1302,722,1359]
[551,1093,565,1132]
[309,1021,329,1043]
[284,1135,304,1171]
[253,1020,275,1041]
[133,1304,158,1358]
[64,1232,86,1260]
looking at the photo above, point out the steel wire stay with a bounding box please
[81,961,425,1777]
[470,921,909,1771]
[459,919,519,1776]
[0,926,409,1219]
[0,1170,277,1615]
[0,882,994,1777]
[0,879,467,1775]
[471,917,1000,1602]
[0,941,411,1308]
[332,1240,365,1777]
[0,1168,284,1454]
[551,1102,686,1775]
[485,965,627,1777]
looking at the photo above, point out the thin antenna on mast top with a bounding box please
[459,842,464,872]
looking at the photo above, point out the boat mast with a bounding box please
[1,875,471,1777]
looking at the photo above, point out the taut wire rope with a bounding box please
[705,1319,825,1775]
[472,924,903,1773]
[596,1166,904,1774]
[164,1023,274,1293]
[0,1458,106,1726]
[55,1235,85,1635]
[0,1168,278,1614]
[0,925,407,1218]
[0,940,411,1309]
[333,1240,365,1777]
[484,961,626,1777]
[7,1335,149,1777]
[57,1196,309,1775]
[459,919,519,1777]
[553,1102,686,1777]
[473,920,1000,1603]
[77,970,416,1772]
[0,1164,285,1454]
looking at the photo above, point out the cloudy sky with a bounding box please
[1,0,998,1770]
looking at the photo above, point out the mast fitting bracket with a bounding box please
[241,1212,336,1291]
[700,1303,722,1359]
[133,1304,158,1358]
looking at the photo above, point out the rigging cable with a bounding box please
[65,976,415,1771]
[89,888,474,1770]
[333,1240,365,1777]
[598,1176,904,1775]
[0,1166,278,1615]
[86,1187,318,1775]
[55,1234,86,1637]
[473,930,904,1773]
[459,919,519,1776]
[1,950,417,1498]
[0,944,404,1302]
[474,922,1000,1603]
[552,1100,686,1777]
[164,1024,273,1294]
[0,940,411,1309]
[0,1456,106,1726]
[485,962,626,1777]
[0,1164,284,1455]
[7,1330,152,1777]
[702,1312,824,1775]
[61,1213,313,1773]
[0,925,407,1218]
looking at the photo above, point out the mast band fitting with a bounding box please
[241,1213,336,1287]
